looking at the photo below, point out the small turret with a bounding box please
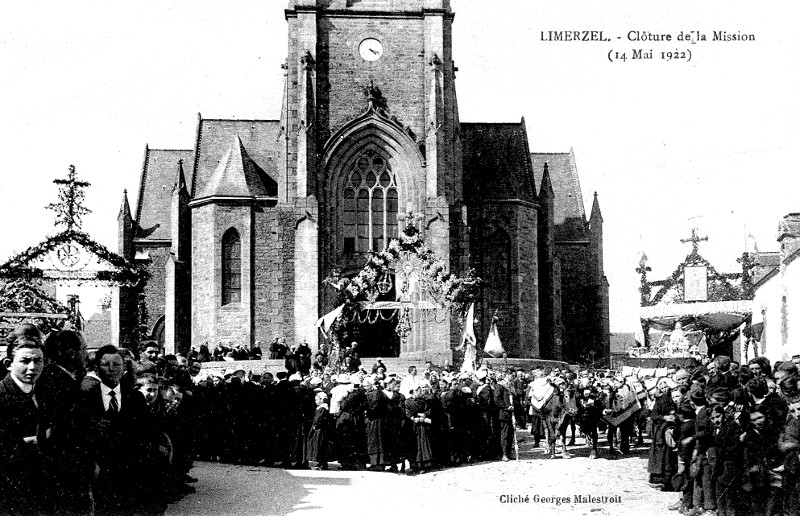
[170,159,191,262]
[590,191,603,225]
[589,191,604,280]
[117,189,133,260]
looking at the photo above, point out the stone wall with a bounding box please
[253,205,297,345]
[470,201,539,359]
[316,16,426,145]
[556,242,601,363]
[136,243,170,336]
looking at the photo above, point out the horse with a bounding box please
[529,377,570,459]
[602,382,641,455]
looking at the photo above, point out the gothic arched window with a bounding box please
[222,228,241,305]
[342,150,398,254]
[485,230,511,303]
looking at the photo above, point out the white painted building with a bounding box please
[752,213,800,363]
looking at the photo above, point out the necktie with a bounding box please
[108,390,118,413]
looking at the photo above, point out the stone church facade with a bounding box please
[114,0,610,364]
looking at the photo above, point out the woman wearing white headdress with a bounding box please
[307,392,331,470]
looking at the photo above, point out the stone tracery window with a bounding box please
[222,228,241,305]
[343,150,398,254]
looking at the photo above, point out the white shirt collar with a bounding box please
[100,382,122,411]
[9,373,34,394]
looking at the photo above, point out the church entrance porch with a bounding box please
[322,214,480,367]
[348,308,400,358]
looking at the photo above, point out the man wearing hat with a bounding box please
[476,369,499,460]
[371,358,386,374]
[441,378,466,465]
[494,374,516,461]
[287,373,314,469]
[268,371,293,467]
[382,376,406,471]
[336,374,367,470]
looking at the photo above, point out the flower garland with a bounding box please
[647,249,744,305]
[323,213,481,342]
[0,279,71,337]
[0,229,149,287]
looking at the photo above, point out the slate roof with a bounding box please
[752,251,780,287]
[460,122,537,204]
[135,148,194,241]
[191,118,281,199]
[82,309,111,349]
[197,136,278,199]
[531,150,588,240]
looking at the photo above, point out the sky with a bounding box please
[1,0,799,331]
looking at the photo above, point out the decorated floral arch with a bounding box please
[0,166,150,344]
[323,212,480,347]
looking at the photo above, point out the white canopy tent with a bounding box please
[640,300,752,333]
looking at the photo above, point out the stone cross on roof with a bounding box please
[681,227,708,254]
[45,164,92,232]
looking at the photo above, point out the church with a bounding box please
[114,0,609,365]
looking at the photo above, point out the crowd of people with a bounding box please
[188,337,320,365]
[2,322,799,515]
[0,325,202,515]
[642,354,800,516]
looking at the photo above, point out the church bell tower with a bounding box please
[283,0,467,360]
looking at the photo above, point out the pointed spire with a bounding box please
[539,162,554,199]
[118,189,132,220]
[590,191,603,222]
[174,159,188,194]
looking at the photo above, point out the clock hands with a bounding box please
[359,39,383,61]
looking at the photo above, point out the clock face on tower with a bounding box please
[358,38,383,61]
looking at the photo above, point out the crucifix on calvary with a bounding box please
[635,226,754,364]
[0,165,147,344]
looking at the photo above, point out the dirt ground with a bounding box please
[167,431,680,516]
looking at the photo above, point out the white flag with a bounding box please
[457,303,476,350]
[634,319,646,347]
[314,304,344,339]
[483,315,505,357]
[459,303,477,372]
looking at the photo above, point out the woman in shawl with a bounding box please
[307,392,332,470]
[405,382,434,474]
[364,377,389,469]
[647,377,677,485]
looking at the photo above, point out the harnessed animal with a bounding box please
[529,378,570,459]
[602,382,642,454]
